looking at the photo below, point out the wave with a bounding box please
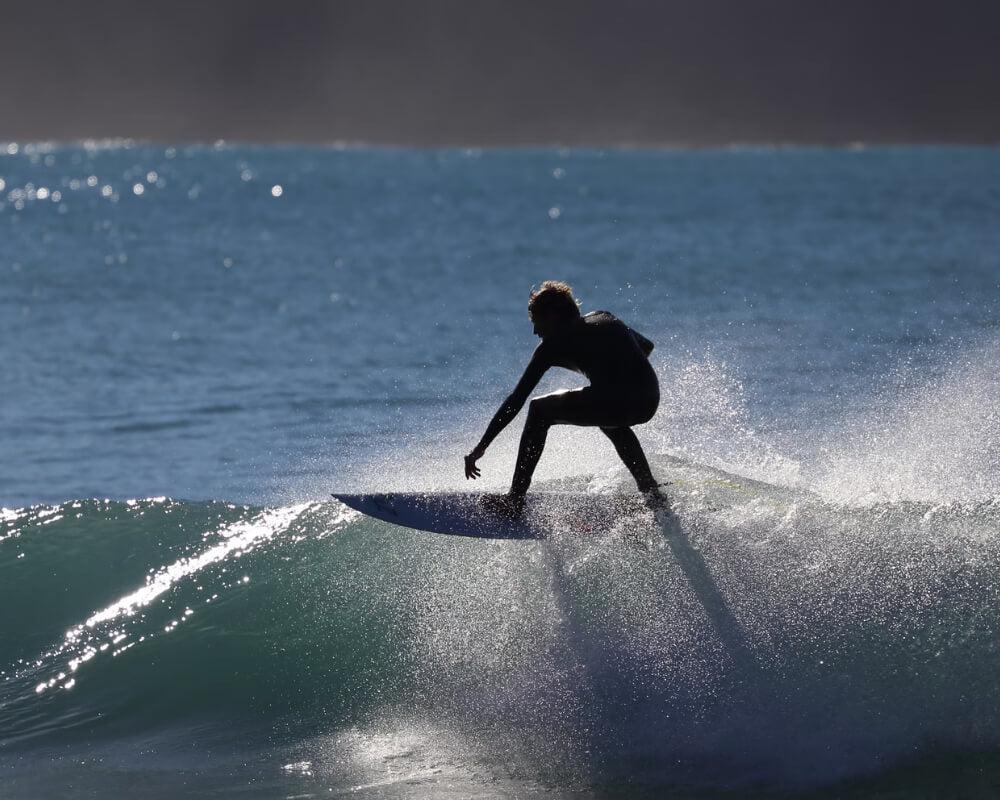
[2,466,999,793]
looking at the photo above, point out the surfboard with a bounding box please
[331,491,655,539]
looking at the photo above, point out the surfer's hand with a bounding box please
[464,448,484,480]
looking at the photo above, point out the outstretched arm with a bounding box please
[465,347,548,480]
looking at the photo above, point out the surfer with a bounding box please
[464,281,668,517]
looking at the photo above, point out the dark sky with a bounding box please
[2,0,999,145]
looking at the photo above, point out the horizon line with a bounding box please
[3,137,999,152]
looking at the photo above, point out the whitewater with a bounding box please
[1,143,998,797]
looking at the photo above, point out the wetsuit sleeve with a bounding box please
[474,344,550,452]
[629,326,654,357]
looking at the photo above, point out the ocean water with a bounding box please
[2,143,999,798]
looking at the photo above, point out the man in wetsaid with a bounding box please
[464,281,668,517]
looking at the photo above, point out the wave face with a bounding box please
[3,467,999,797]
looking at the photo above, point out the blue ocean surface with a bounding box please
[2,143,999,797]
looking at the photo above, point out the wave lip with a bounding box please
[1,498,355,746]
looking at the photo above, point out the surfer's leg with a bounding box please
[510,389,599,496]
[511,388,661,498]
[510,397,556,496]
[600,426,659,494]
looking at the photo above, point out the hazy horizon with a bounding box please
[2,0,999,146]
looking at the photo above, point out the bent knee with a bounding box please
[526,396,552,424]
[526,392,569,426]
[636,403,657,426]
[631,389,659,425]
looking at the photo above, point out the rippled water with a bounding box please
[2,143,999,797]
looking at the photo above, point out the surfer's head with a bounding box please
[529,281,580,337]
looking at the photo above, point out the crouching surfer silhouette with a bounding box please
[464,281,669,518]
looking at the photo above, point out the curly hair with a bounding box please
[528,281,581,322]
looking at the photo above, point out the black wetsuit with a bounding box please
[475,311,660,496]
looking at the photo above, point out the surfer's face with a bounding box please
[531,310,560,339]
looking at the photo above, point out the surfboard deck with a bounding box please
[331,491,654,539]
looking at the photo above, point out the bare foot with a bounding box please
[479,493,525,520]
[642,486,672,513]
